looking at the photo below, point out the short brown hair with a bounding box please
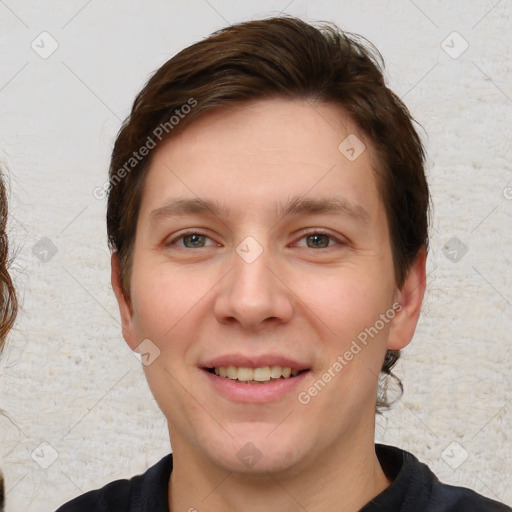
[106,16,430,409]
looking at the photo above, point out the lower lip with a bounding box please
[202,369,310,403]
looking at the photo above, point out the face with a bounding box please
[113,98,423,475]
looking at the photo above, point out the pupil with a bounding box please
[308,234,328,248]
[185,234,204,248]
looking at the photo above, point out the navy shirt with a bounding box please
[56,444,511,511]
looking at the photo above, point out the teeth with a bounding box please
[253,366,271,382]
[270,365,282,378]
[227,365,237,379]
[237,367,253,382]
[212,365,300,382]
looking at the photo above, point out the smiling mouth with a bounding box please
[205,365,309,384]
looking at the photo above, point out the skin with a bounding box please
[112,98,426,512]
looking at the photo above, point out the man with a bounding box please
[0,170,19,512]
[57,16,511,512]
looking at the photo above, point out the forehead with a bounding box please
[138,98,383,224]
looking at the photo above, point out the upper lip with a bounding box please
[201,354,310,371]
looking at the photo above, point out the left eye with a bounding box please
[295,232,341,249]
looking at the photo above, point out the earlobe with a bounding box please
[111,253,138,350]
[387,247,427,351]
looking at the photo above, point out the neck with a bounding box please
[168,430,390,512]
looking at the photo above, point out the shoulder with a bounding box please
[55,454,173,512]
[55,476,137,511]
[431,483,512,512]
[427,473,511,512]
[372,444,511,512]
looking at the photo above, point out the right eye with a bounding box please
[166,231,219,249]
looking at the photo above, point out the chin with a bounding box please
[201,423,308,476]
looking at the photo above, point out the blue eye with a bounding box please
[182,234,207,248]
[169,232,215,249]
[166,231,344,250]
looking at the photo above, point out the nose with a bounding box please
[213,239,294,331]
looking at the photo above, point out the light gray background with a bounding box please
[1,1,511,510]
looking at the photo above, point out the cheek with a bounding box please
[128,259,221,374]
[295,266,393,343]
[130,266,199,416]
[130,262,195,336]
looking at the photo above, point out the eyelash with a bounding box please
[166,230,346,249]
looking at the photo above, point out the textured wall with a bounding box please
[1,1,511,510]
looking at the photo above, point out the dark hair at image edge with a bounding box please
[106,16,431,411]
[0,172,17,354]
[0,170,18,512]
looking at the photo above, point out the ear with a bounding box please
[111,253,138,350]
[387,246,427,351]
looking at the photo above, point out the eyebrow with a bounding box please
[149,195,370,224]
